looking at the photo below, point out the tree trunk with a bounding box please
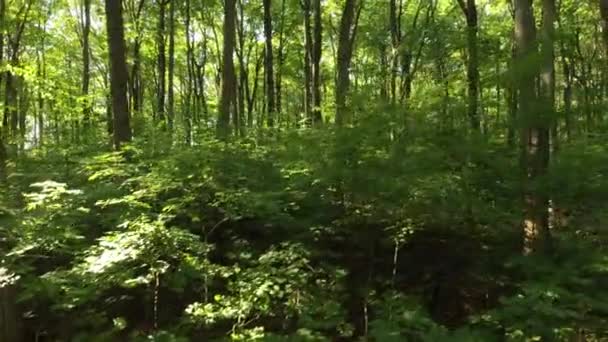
[0,0,6,179]
[82,0,92,127]
[217,0,236,137]
[540,0,556,149]
[105,0,132,149]
[458,0,480,132]
[601,0,608,54]
[0,284,20,342]
[335,0,361,126]
[311,0,322,125]
[263,0,275,127]
[514,0,550,255]
[276,0,286,118]
[167,0,176,131]
[184,0,193,144]
[389,0,401,104]
[563,58,572,140]
[156,0,167,125]
[129,0,145,118]
[303,0,313,125]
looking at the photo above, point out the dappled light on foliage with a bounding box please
[1,0,608,341]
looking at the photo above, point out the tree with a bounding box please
[168,0,176,131]
[105,0,132,148]
[263,0,275,127]
[80,0,92,127]
[311,0,322,125]
[156,0,168,125]
[601,0,608,54]
[514,0,550,254]
[0,0,6,179]
[125,0,146,117]
[540,0,556,148]
[457,0,480,132]
[302,0,313,124]
[217,0,236,137]
[335,0,362,126]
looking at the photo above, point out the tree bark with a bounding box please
[0,0,6,179]
[311,0,322,125]
[335,0,362,126]
[389,0,401,104]
[0,284,21,342]
[457,0,480,132]
[263,0,275,127]
[105,0,132,149]
[217,0,236,137]
[156,0,167,125]
[185,0,193,144]
[540,0,556,149]
[303,0,313,124]
[601,0,608,54]
[276,0,286,118]
[127,0,145,117]
[167,0,176,131]
[82,0,92,127]
[514,0,550,255]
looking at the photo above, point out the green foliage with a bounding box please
[2,119,607,341]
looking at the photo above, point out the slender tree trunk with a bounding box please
[601,0,608,54]
[217,0,236,137]
[167,0,176,131]
[105,0,132,149]
[18,79,27,150]
[82,0,92,127]
[263,0,275,127]
[128,0,145,118]
[235,0,246,135]
[303,0,313,124]
[156,0,167,125]
[515,0,550,255]
[276,0,286,118]
[540,0,556,150]
[458,0,480,132]
[37,14,48,146]
[0,0,6,180]
[185,0,193,144]
[311,0,322,125]
[563,58,572,140]
[335,0,361,126]
[389,0,401,104]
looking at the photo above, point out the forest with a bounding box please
[0,0,608,340]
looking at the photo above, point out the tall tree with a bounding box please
[0,0,6,179]
[167,0,176,131]
[335,0,362,126]
[105,0,132,148]
[311,0,322,124]
[302,0,313,124]
[263,0,275,127]
[184,0,193,144]
[81,0,92,127]
[457,0,480,132]
[217,0,236,137]
[276,0,286,118]
[514,0,550,254]
[601,0,608,54]
[389,0,402,103]
[126,0,146,117]
[3,0,32,139]
[156,0,167,125]
[540,0,556,148]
